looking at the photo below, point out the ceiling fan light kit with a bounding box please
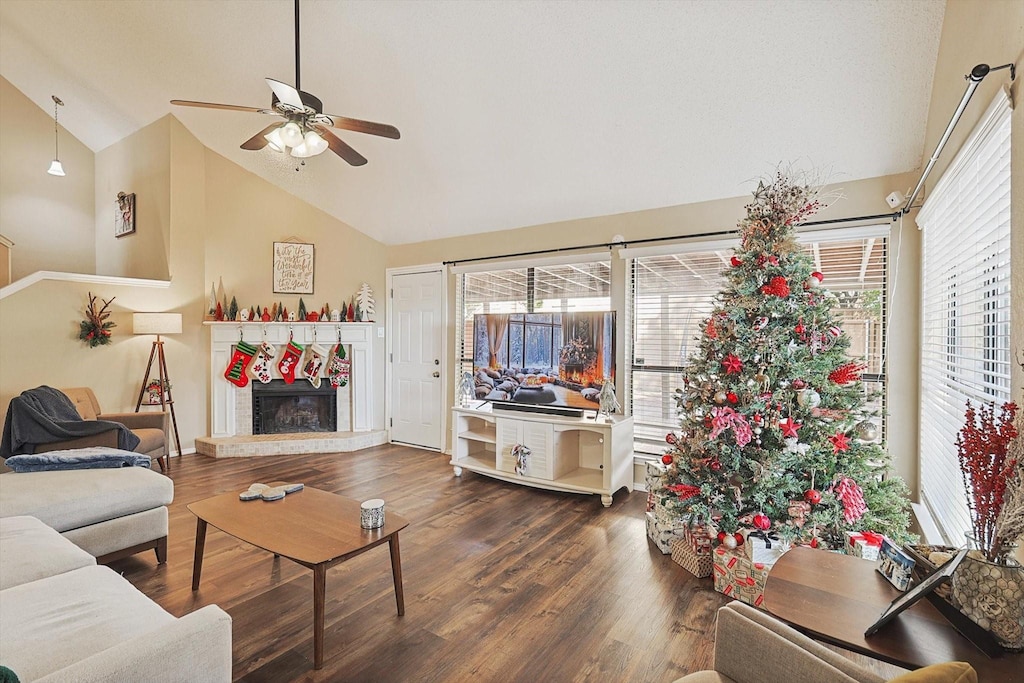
[170,0,399,167]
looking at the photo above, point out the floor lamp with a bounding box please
[133,312,183,466]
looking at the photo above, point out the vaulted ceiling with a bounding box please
[0,0,945,245]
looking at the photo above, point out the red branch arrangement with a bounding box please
[956,400,1019,561]
[79,292,116,347]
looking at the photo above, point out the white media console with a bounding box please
[450,402,634,507]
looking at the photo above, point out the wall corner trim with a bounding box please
[0,270,171,300]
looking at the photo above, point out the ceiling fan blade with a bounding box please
[240,124,283,150]
[313,126,368,166]
[266,78,305,109]
[323,115,401,140]
[170,99,267,114]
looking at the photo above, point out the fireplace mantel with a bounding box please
[206,322,373,438]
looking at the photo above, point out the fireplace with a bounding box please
[252,380,337,435]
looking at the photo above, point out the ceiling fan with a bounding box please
[170,0,399,166]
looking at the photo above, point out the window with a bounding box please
[626,228,888,455]
[917,90,1012,545]
[455,257,612,381]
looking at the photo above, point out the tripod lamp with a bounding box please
[133,312,183,461]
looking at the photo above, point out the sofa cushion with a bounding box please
[0,565,175,681]
[62,390,98,421]
[886,662,977,683]
[0,468,173,532]
[132,428,164,456]
[0,516,95,590]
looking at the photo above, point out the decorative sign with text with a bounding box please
[273,241,314,294]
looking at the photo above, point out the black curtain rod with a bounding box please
[443,212,899,266]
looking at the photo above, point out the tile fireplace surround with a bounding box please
[196,322,386,457]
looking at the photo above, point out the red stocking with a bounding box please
[277,340,304,384]
[224,341,258,387]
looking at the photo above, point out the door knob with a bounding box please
[432,371,440,378]
[434,359,440,365]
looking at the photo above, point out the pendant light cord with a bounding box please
[52,95,63,159]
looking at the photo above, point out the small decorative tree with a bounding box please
[661,170,910,548]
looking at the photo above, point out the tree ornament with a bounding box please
[828,432,851,454]
[721,354,743,374]
[710,460,722,471]
[730,256,742,267]
[828,362,866,385]
[796,388,821,409]
[760,276,790,297]
[661,453,674,466]
[752,513,771,531]
[792,378,806,389]
[667,483,701,500]
[855,420,879,442]
[722,533,737,549]
[733,532,745,546]
[811,271,824,282]
[753,316,769,331]
[717,531,727,544]
[726,391,738,404]
[714,390,728,405]
[833,477,867,524]
[665,432,678,445]
[803,276,820,290]
[804,489,822,505]
[779,417,801,439]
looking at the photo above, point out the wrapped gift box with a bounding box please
[645,461,670,512]
[684,522,714,556]
[712,546,771,609]
[741,530,790,566]
[645,511,688,554]
[844,531,884,561]
[671,537,713,578]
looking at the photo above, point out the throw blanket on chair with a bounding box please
[4,447,151,472]
[0,386,140,458]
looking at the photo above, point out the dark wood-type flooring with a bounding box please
[111,445,905,682]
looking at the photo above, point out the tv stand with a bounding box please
[451,402,634,507]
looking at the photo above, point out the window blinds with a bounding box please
[917,90,1012,545]
[628,228,888,454]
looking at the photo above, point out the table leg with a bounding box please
[313,563,326,670]
[191,518,207,591]
[389,532,405,616]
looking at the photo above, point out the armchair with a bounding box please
[39,388,169,471]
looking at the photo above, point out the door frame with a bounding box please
[385,264,448,452]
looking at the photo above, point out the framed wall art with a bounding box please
[115,192,136,238]
[273,241,315,294]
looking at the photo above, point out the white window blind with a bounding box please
[456,260,612,375]
[628,228,888,454]
[917,89,1012,546]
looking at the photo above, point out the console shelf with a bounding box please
[451,402,634,507]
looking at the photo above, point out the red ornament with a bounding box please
[752,413,763,424]
[811,271,824,282]
[779,417,801,439]
[768,255,779,266]
[756,255,767,267]
[804,489,822,505]
[726,392,738,404]
[794,322,805,335]
[667,483,701,501]
[665,432,678,445]
[828,362,866,385]
[722,354,743,374]
[705,317,718,339]
[709,460,722,471]
[752,513,771,530]
[717,531,728,544]
[730,256,742,267]
[733,532,745,547]
[828,432,851,454]
[661,454,674,466]
[760,276,790,297]
[809,537,819,549]
[792,379,806,389]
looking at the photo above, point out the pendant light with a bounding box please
[47,95,65,177]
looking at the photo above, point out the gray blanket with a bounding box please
[0,386,140,458]
[4,447,151,472]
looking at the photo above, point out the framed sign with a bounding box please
[864,547,968,636]
[273,241,314,294]
[115,192,136,238]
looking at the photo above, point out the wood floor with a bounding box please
[111,445,899,682]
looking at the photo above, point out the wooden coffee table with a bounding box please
[763,546,1023,680]
[188,486,409,670]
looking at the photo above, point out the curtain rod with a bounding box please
[442,213,897,266]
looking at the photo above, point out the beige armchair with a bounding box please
[34,388,169,471]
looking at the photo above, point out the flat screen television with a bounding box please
[471,311,615,413]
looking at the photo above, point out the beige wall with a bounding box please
[918,0,1023,393]
[388,171,923,494]
[0,76,95,279]
[94,116,171,280]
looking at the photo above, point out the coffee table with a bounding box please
[763,546,1023,680]
[188,486,409,670]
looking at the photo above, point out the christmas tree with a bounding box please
[661,171,910,548]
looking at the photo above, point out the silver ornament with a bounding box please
[804,276,820,290]
[714,390,728,405]
[855,420,879,442]
[796,388,821,409]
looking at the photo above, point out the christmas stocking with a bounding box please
[277,340,305,384]
[303,344,327,388]
[224,340,258,387]
[327,344,351,389]
[249,341,276,384]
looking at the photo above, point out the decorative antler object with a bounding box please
[79,292,116,347]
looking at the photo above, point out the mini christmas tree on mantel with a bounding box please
[661,170,910,549]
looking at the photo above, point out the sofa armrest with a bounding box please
[34,430,120,452]
[34,605,232,683]
[711,603,883,683]
[100,411,167,431]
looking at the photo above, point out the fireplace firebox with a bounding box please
[252,380,337,435]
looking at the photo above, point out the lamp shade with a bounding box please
[133,312,182,335]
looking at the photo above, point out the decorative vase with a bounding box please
[951,537,1024,651]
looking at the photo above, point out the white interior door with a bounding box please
[390,270,445,449]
